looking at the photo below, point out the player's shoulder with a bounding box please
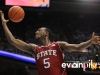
[57,41,68,44]
[28,43,37,46]
[51,41,60,45]
[28,43,37,48]
[57,41,68,46]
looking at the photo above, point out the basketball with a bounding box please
[8,6,25,23]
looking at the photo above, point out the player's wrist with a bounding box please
[90,38,94,44]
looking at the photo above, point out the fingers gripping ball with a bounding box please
[8,6,25,23]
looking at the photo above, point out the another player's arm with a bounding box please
[58,32,100,51]
[0,10,36,54]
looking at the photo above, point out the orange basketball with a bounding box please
[8,6,25,23]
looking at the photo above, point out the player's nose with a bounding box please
[35,31,38,35]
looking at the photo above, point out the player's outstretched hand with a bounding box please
[91,32,100,45]
[0,10,9,25]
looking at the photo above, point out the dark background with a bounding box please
[0,0,100,75]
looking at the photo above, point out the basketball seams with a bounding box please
[13,8,24,21]
[13,14,24,22]
[11,7,22,21]
[8,6,25,22]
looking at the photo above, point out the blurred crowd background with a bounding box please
[0,12,100,62]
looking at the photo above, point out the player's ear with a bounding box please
[45,32,49,36]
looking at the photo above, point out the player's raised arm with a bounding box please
[58,32,100,52]
[0,10,36,54]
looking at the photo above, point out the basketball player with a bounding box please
[0,10,100,75]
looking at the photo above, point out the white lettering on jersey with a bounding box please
[40,51,43,57]
[48,50,52,55]
[53,50,57,56]
[44,51,48,56]
[37,53,40,60]
[37,50,57,60]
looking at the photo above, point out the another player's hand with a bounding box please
[0,10,9,24]
[91,32,100,45]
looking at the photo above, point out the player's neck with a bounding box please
[41,39,51,46]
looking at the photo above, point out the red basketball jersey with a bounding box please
[35,42,67,75]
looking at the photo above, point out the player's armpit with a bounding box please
[28,43,37,54]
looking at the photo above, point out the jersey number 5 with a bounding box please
[43,58,50,68]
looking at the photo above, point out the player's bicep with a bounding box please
[58,41,78,51]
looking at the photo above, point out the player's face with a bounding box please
[35,28,47,39]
